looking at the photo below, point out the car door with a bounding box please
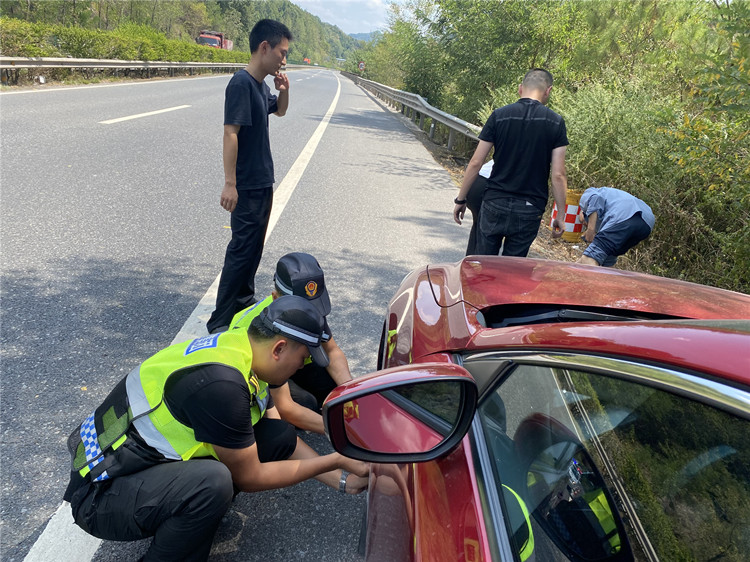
[464,353,750,562]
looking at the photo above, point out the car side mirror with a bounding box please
[323,363,477,463]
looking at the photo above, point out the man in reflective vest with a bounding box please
[63,295,367,561]
[227,253,351,437]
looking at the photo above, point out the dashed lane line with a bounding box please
[98,104,191,124]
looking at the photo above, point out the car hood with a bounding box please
[386,257,750,365]
[441,257,750,316]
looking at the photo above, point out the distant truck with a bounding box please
[197,30,233,51]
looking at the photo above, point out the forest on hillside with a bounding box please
[0,0,363,64]
[348,0,749,292]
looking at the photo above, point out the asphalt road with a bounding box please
[0,68,467,561]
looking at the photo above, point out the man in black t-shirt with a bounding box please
[453,68,569,257]
[207,20,293,334]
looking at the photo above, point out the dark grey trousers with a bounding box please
[69,419,297,561]
[72,459,233,561]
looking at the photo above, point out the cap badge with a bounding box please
[305,281,318,298]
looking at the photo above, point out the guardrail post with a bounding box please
[429,122,436,140]
[447,130,456,151]
[419,114,425,129]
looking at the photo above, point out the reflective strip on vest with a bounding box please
[126,365,181,460]
[80,411,110,482]
[503,484,534,561]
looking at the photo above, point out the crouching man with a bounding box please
[63,295,367,562]
[577,186,655,267]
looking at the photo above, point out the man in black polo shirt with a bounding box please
[453,68,569,256]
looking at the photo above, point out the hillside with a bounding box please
[0,0,364,65]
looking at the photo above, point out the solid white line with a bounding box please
[24,72,341,562]
[266,73,340,241]
[0,74,228,95]
[99,104,190,124]
[23,503,101,562]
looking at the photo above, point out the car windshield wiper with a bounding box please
[491,308,653,328]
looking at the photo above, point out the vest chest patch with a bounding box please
[184,334,220,355]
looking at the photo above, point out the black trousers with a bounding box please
[289,362,339,412]
[465,175,488,255]
[70,418,296,561]
[207,187,273,333]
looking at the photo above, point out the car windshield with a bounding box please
[199,37,220,46]
[470,359,749,562]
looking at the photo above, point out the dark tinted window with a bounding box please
[476,362,749,561]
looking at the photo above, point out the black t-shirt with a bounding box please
[164,364,273,449]
[480,98,568,211]
[224,70,278,190]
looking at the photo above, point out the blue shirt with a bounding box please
[579,187,655,233]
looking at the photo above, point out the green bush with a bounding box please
[0,16,250,62]
[0,17,60,56]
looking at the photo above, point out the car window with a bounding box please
[475,362,749,562]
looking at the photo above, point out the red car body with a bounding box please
[325,257,750,562]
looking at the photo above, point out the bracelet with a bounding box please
[454,197,467,205]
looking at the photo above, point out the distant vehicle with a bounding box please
[324,256,750,561]
[303,58,311,64]
[197,30,233,51]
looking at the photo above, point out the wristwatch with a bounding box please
[454,197,467,205]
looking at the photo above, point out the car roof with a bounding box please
[394,257,750,384]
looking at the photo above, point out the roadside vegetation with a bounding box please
[0,0,362,65]
[1,1,746,292]
[349,0,749,293]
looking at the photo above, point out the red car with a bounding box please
[324,257,750,562]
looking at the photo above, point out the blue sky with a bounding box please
[291,0,394,34]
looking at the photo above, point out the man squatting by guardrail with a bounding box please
[576,187,655,267]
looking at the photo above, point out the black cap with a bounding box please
[259,295,329,367]
[274,253,331,316]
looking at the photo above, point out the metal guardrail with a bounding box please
[341,71,481,151]
[0,56,248,71]
[0,57,311,84]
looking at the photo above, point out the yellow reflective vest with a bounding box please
[229,295,274,331]
[70,328,268,483]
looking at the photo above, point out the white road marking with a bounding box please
[0,74,228,95]
[24,72,341,562]
[23,503,101,562]
[99,104,190,124]
[266,73,340,241]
